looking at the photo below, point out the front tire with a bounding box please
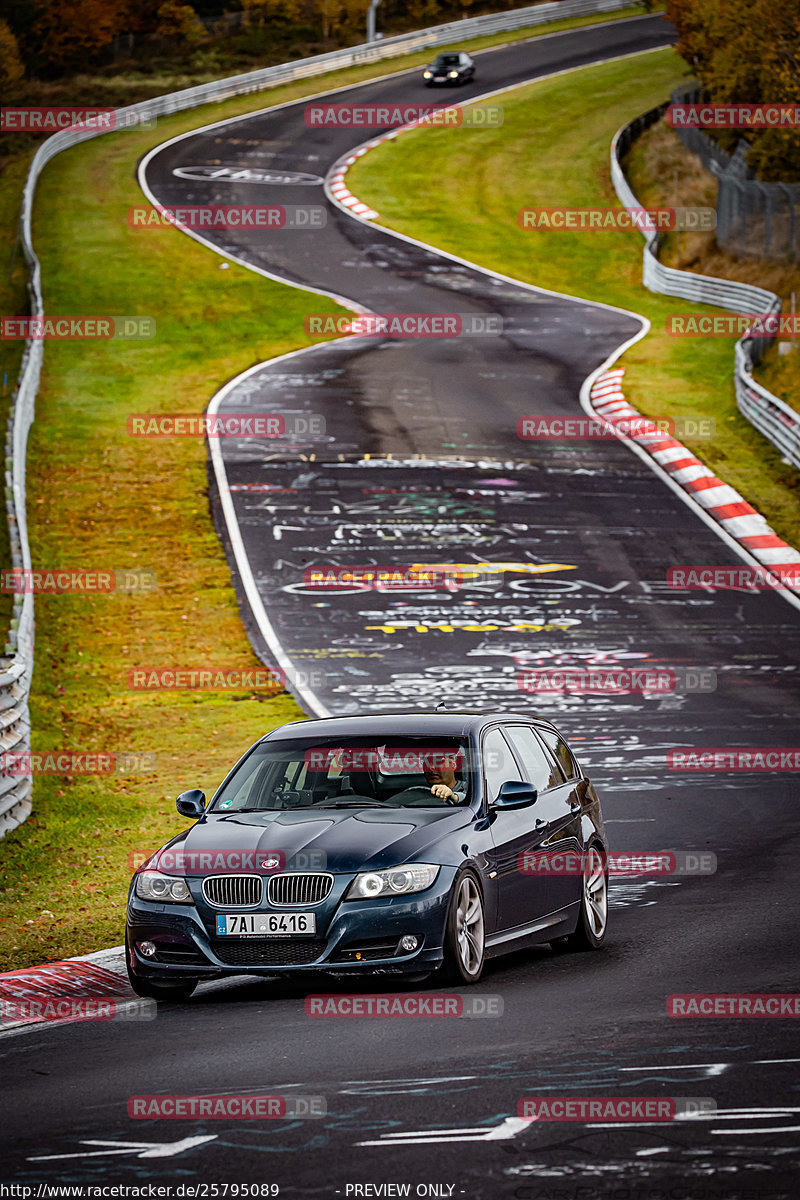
[442,870,486,983]
[553,845,608,952]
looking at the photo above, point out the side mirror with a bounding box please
[492,780,538,809]
[176,789,206,818]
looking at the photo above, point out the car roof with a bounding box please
[260,712,561,742]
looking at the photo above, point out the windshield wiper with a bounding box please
[313,800,391,809]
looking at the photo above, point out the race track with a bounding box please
[3,14,800,1198]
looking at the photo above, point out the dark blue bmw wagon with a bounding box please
[125,712,609,1000]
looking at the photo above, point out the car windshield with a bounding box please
[433,55,461,67]
[211,737,472,811]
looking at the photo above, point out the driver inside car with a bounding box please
[422,753,467,805]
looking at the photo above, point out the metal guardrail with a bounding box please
[611,106,800,470]
[2,0,642,837]
[669,83,800,262]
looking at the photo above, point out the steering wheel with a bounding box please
[390,786,455,807]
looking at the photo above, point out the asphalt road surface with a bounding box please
[3,14,799,1200]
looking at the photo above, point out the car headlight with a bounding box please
[345,863,440,900]
[423,70,432,78]
[135,870,192,904]
[448,70,459,78]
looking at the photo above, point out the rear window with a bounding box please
[537,728,580,780]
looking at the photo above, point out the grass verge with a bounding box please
[347,49,800,545]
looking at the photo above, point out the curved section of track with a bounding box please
[3,17,799,1197]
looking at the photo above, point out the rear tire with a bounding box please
[552,845,608,952]
[442,870,486,983]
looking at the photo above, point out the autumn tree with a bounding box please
[665,0,800,180]
[154,0,205,44]
[242,0,302,27]
[312,0,370,42]
[0,19,25,97]
[27,0,128,76]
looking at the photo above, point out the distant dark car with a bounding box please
[126,712,608,1000]
[423,52,475,86]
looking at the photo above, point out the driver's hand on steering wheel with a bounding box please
[430,783,458,803]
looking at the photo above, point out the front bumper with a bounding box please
[126,869,455,981]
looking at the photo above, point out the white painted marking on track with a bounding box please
[357,1116,535,1146]
[587,1107,800,1130]
[620,1062,729,1074]
[28,1136,218,1162]
[712,1125,800,1135]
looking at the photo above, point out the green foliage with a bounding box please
[155,0,206,45]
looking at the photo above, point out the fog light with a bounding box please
[399,935,419,952]
[138,940,156,958]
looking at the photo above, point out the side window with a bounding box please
[482,727,522,803]
[537,728,580,781]
[505,726,562,792]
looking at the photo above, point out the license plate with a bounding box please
[216,912,316,937]
[434,76,445,81]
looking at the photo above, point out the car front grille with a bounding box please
[332,937,403,963]
[155,944,209,966]
[211,939,328,966]
[268,873,333,907]
[202,874,262,908]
